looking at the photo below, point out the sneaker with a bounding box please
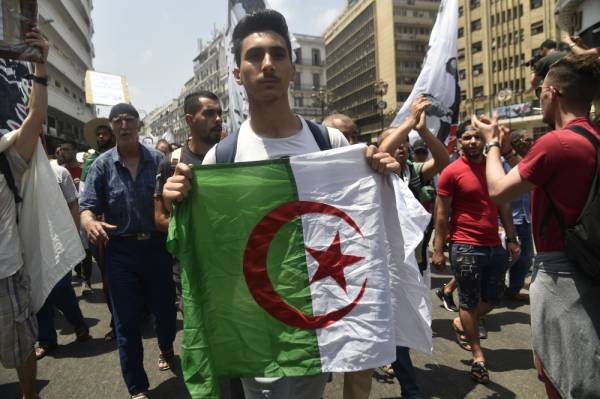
[435,284,458,312]
[479,318,488,339]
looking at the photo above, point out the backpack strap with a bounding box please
[306,119,332,151]
[215,128,240,164]
[0,152,22,223]
[539,125,600,238]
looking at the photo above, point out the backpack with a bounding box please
[541,125,600,282]
[214,119,332,164]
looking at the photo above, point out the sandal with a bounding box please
[35,343,57,360]
[451,320,472,351]
[158,350,174,371]
[471,360,490,384]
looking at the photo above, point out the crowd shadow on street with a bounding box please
[148,355,191,399]
[378,362,518,399]
[0,379,49,398]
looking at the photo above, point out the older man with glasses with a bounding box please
[80,103,177,399]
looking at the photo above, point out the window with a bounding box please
[473,63,483,76]
[530,0,543,10]
[531,21,544,36]
[458,6,463,17]
[472,41,482,53]
[491,15,495,26]
[460,90,466,101]
[474,86,484,97]
[475,108,485,115]
[493,61,497,72]
[459,69,466,80]
[458,27,464,38]
[312,73,320,89]
[470,0,480,10]
[458,48,465,60]
[294,72,301,88]
[294,97,303,107]
[471,19,481,31]
[294,48,302,63]
[311,49,321,66]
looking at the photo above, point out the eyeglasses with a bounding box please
[111,115,137,125]
[535,85,562,99]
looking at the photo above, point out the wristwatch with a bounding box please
[24,74,48,86]
[485,141,500,152]
[505,236,520,246]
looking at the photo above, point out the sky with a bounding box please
[92,1,346,116]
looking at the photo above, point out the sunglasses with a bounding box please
[535,86,562,99]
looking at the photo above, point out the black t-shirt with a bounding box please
[155,144,205,196]
[533,51,567,79]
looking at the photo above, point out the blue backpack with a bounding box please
[215,120,332,164]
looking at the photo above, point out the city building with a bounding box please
[290,33,327,122]
[556,0,600,47]
[457,0,564,134]
[39,0,95,149]
[324,0,439,142]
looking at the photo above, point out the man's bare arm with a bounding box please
[14,27,48,163]
[431,195,452,269]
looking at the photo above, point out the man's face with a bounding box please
[186,97,223,146]
[328,118,359,144]
[156,141,171,155]
[60,143,76,163]
[539,78,559,127]
[394,138,410,165]
[96,126,114,151]
[459,128,484,160]
[111,113,140,147]
[234,31,294,104]
[511,131,534,157]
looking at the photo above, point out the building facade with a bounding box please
[39,0,95,149]
[324,0,439,141]
[457,0,563,133]
[290,33,327,122]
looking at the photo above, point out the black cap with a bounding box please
[413,139,428,152]
[109,103,139,120]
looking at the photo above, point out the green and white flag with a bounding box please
[168,145,432,398]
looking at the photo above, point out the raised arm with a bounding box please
[431,195,452,270]
[415,112,450,182]
[14,27,49,162]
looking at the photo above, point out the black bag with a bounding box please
[541,125,600,281]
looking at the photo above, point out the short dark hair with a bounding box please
[183,90,219,115]
[156,139,170,148]
[540,39,556,50]
[547,54,600,110]
[232,9,292,67]
[456,119,473,139]
[60,140,77,149]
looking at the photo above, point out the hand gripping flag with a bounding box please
[168,145,432,398]
[390,0,460,151]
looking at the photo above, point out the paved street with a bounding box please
[0,266,545,399]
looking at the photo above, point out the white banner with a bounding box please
[391,0,460,146]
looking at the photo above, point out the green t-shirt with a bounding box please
[80,151,99,182]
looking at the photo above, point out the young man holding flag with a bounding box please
[163,9,401,399]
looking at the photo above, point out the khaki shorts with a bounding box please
[0,267,37,368]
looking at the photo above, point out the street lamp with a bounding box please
[374,80,389,132]
[311,87,335,122]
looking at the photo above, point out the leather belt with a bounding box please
[110,232,163,241]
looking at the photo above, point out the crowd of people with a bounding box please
[1,9,599,399]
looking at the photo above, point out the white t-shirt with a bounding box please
[203,116,348,165]
[50,160,78,204]
[0,146,28,279]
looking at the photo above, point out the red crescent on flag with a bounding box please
[243,201,367,330]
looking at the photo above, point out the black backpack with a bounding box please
[541,125,600,282]
[214,119,332,164]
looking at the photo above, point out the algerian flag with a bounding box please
[168,145,431,399]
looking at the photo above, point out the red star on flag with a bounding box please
[306,231,364,293]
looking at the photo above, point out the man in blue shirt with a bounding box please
[80,103,176,399]
[501,128,534,301]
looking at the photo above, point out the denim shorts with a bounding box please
[450,243,508,310]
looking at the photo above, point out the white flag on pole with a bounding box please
[391,0,460,147]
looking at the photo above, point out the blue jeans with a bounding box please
[106,238,176,395]
[508,223,533,294]
[37,272,86,346]
[392,346,421,399]
[450,243,508,309]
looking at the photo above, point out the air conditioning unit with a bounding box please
[473,70,480,76]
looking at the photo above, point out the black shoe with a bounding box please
[75,325,91,342]
[435,284,458,312]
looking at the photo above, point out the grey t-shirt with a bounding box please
[0,145,28,279]
[50,161,78,204]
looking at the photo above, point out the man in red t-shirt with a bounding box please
[58,141,82,187]
[432,120,520,384]
[474,54,600,398]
